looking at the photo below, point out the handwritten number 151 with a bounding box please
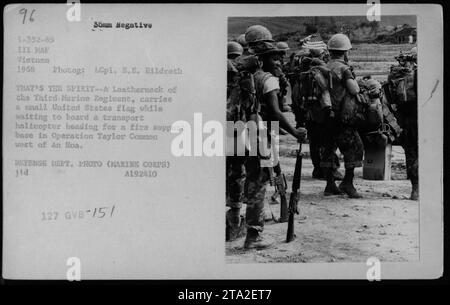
[19,8,36,24]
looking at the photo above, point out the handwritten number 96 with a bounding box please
[19,8,36,24]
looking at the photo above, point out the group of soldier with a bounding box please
[226,25,418,250]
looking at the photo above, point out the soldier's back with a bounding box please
[326,59,351,110]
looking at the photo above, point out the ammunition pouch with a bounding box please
[340,93,367,126]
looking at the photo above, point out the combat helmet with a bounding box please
[327,33,352,51]
[245,25,274,45]
[227,41,244,57]
[276,41,290,51]
[249,41,285,56]
[365,78,382,96]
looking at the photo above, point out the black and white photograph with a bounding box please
[226,15,421,263]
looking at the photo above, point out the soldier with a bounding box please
[288,47,309,128]
[321,33,364,198]
[227,41,243,60]
[274,41,291,113]
[388,47,418,200]
[297,35,342,180]
[225,42,247,242]
[241,25,307,249]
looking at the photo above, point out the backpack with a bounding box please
[362,99,403,145]
[297,58,332,123]
[354,78,402,142]
[226,58,259,156]
[326,59,367,126]
[226,57,258,123]
[340,77,385,130]
[354,79,384,131]
[340,92,369,127]
[386,65,417,105]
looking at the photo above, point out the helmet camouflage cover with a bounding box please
[245,25,274,45]
[227,41,244,56]
[327,33,352,51]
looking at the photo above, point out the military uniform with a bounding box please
[226,156,246,209]
[320,119,364,170]
[306,120,340,174]
[389,58,418,199]
[318,55,364,199]
[321,58,364,171]
[226,58,246,241]
[233,25,306,248]
[242,69,279,233]
[301,55,341,178]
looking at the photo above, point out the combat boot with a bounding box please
[339,169,362,198]
[244,229,274,250]
[410,183,419,201]
[226,208,245,242]
[339,182,362,198]
[324,169,343,196]
[324,183,343,196]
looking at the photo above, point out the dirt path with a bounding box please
[226,133,419,263]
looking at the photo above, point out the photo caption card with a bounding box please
[2,3,443,280]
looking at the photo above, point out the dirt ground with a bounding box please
[225,114,419,263]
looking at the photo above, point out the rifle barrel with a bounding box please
[286,142,303,243]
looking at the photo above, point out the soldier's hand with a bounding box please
[293,127,307,142]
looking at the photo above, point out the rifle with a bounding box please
[286,142,303,242]
[268,163,288,222]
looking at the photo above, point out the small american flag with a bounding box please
[302,34,327,50]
